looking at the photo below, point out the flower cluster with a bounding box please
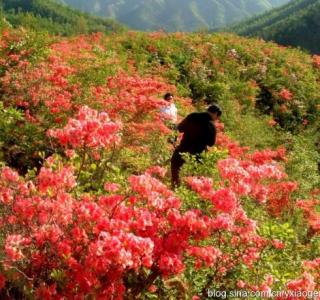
[217,157,296,213]
[313,55,320,69]
[48,106,121,149]
[297,197,320,235]
[0,163,272,298]
[279,88,293,101]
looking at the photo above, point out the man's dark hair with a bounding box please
[204,96,214,105]
[207,104,222,116]
[164,93,173,101]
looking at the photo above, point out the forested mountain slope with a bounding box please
[231,0,320,53]
[59,0,289,31]
[1,0,124,35]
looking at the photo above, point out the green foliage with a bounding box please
[227,112,283,150]
[233,193,307,288]
[0,9,7,30]
[176,148,228,214]
[255,220,305,286]
[0,103,50,174]
[310,235,320,258]
[285,129,320,195]
[180,148,228,180]
[0,102,24,130]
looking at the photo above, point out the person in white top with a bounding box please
[160,93,178,146]
[160,93,177,124]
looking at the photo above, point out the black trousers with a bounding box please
[170,147,204,188]
[171,148,185,188]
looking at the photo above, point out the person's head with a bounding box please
[164,93,174,102]
[207,104,222,121]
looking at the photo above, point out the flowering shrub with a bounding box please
[0,160,275,298]
[0,109,303,297]
[48,105,121,150]
[0,26,319,299]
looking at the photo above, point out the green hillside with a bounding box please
[0,16,320,299]
[230,0,320,54]
[0,0,124,35]
[59,0,289,32]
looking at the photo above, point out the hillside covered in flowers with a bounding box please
[0,20,319,299]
